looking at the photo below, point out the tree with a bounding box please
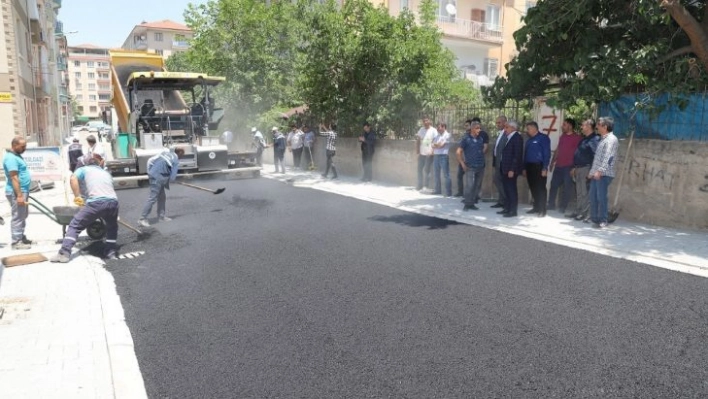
[484,0,708,108]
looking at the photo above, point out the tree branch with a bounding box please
[661,0,708,72]
[656,45,694,64]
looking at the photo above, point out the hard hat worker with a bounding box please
[138,147,185,227]
[50,151,119,263]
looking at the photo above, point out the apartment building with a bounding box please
[380,0,530,86]
[0,0,64,147]
[121,19,192,59]
[67,44,111,120]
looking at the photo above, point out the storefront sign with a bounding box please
[0,92,12,103]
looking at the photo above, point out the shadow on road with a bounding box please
[368,213,461,230]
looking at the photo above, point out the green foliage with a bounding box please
[484,0,708,109]
[180,0,480,136]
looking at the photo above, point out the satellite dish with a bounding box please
[221,130,233,144]
[445,3,457,15]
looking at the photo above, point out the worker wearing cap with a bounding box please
[272,127,286,173]
[138,147,185,227]
[252,127,265,167]
[50,152,119,263]
[67,138,84,172]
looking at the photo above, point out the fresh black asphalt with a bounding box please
[92,177,708,398]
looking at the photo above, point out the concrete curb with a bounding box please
[264,173,708,279]
[83,255,148,399]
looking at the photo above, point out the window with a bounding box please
[526,1,536,13]
[75,82,82,90]
[155,32,163,42]
[99,72,109,79]
[486,5,501,31]
[99,84,110,91]
[90,106,97,113]
[75,94,83,101]
[99,94,110,101]
[78,106,84,113]
[88,72,95,79]
[73,60,80,67]
[401,0,408,10]
[89,95,97,101]
[74,72,81,78]
[87,61,95,68]
[99,61,109,68]
[484,58,499,79]
[88,83,96,90]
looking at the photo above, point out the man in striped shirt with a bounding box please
[588,116,619,228]
[320,123,338,179]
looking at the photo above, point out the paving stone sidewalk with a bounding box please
[262,166,708,279]
[0,179,146,399]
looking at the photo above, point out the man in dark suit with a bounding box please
[498,120,524,217]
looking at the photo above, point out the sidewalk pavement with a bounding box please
[262,165,708,279]
[0,178,146,398]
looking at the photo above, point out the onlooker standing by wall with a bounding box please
[303,125,316,169]
[287,124,305,169]
[588,117,619,228]
[457,121,486,210]
[548,118,582,213]
[359,122,376,182]
[273,127,287,174]
[415,116,436,191]
[320,123,338,179]
[252,127,266,167]
[569,119,600,221]
[523,121,551,217]
[499,120,524,217]
[456,118,489,199]
[431,122,452,196]
[3,136,32,249]
[491,115,508,208]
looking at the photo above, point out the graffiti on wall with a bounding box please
[626,157,676,191]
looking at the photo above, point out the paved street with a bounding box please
[103,177,708,398]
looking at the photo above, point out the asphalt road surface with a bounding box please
[91,177,708,398]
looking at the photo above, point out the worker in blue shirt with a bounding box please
[138,147,185,227]
[523,121,551,217]
[3,136,31,248]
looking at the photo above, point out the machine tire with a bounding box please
[87,219,107,240]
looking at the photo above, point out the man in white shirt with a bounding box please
[252,127,266,167]
[431,122,452,196]
[286,124,305,169]
[415,116,437,191]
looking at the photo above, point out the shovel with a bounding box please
[608,114,638,224]
[177,181,225,195]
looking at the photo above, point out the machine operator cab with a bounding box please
[124,71,228,174]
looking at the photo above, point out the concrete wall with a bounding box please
[257,136,708,231]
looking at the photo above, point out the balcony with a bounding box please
[436,15,503,43]
[172,40,189,49]
[134,39,148,50]
[55,20,63,35]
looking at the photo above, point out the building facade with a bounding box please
[120,19,192,59]
[0,0,64,147]
[378,0,529,87]
[67,44,111,121]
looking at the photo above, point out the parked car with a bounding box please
[72,121,113,140]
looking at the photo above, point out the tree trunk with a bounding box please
[661,0,708,72]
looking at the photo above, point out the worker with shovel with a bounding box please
[50,152,119,263]
[138,147,185,227]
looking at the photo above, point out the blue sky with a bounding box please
[59,0,206,48]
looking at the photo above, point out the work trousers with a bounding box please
[324,150,338,177]
[525,163,548,213]
[255,146,264,167]
[141,179,168,219]
[548,166,574,210]
[6,191,29,244]
[61,199,118,257]
[463,167,485,206]
[573,165,591,218]
[589,176,613,224]
[417,155,433,190]
[362,149,374,181]
[274,150,286,173]
[292,147,303,169]
[456,164,465,195]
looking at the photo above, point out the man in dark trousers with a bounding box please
[67,138,84,172]
[498,120,524,217]
[138,147,185,227]
[523,121,551,217]
[50,152,119,262]
[456,118,489,199]
[359,122,376,182]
